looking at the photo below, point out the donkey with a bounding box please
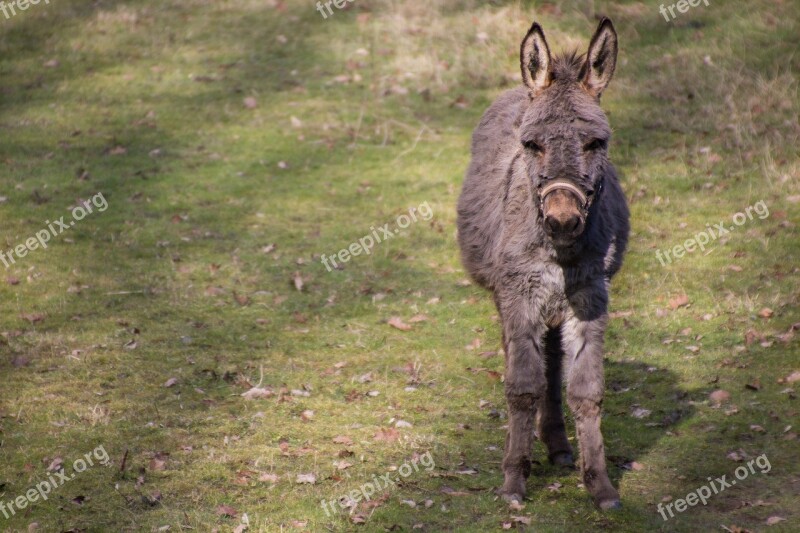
[456,19,629,509]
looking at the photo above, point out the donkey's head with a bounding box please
[518,19,618,248]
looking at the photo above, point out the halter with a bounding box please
[537,176,603,219]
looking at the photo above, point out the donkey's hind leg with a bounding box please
[537,327,574,466]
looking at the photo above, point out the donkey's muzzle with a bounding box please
[540,187,586,243]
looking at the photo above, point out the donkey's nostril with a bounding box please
[545,213,583,238]
[567,215,581,232]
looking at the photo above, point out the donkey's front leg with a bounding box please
[563,314,621,510]
[498,326,546,503]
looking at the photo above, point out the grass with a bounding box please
[0,0,798,531]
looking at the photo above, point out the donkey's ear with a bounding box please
[581,18,618,98]
[520,22,551,95]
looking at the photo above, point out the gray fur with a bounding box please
[456,19,629,510]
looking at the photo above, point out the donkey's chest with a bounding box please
[515,264,572,326]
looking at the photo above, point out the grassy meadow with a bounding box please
[0,0,798,531]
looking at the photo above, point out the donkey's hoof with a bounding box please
[499,491,525,505]
[549,452,574,467]
[496,479,526,504]
[597,498,622,511]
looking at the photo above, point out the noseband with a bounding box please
[537,177,603,219]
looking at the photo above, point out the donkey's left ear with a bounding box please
[582,18,618,98]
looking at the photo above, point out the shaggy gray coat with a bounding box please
[456,19,629,509]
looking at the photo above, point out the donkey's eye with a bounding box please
[522,140,543,154]
[584,138,607,152]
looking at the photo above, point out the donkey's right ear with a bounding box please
[520,22,552,95]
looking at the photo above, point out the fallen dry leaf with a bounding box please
[668,294,690,310]
[374,428,400,442]
[758,307,774,318]
[388,317,412,331]
[241,387,274,400]
[766,516,786,526]
[782,371,800,384]
[216,505,238,518]
[292,272,304,292]
[295,473,316,484]
[710,389,731,406]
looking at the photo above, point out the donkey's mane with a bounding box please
[551,51,586,83]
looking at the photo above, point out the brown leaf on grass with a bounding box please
[241,387,273,400]
[295,473,316,484]
[292,272,304,292]
[465,338,482,350]
[668,294,690,310]
[149,454,167,471]
[388,317,412,331]
[780,371,800,384]
[233,292,250,306]
[6,277,19,285]
[710,390,731,406]
[333,435,353,445]
[721,525,752,533]
[512,516,532,525]
[163,378,178,388]
[745,378,762,391]
[258,472,279,483]
[205,286,225,297]
[609,310,633,319]
[758,307,774,318]
[334,460,352,470]
[440,486,470,496]
[766,516,786,526]
[408,314,428,323]
[21,313,45,324]
[216,504,238,518]
[374,428,400,442]
[745,329,763,346]
[46,457,64,472]
[262,243,276,254]
[243,97,258,109]
[300,409,314,421]
[726,450,746,462]
[466,367,502,380]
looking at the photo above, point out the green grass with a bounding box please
[0,0,798,531]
